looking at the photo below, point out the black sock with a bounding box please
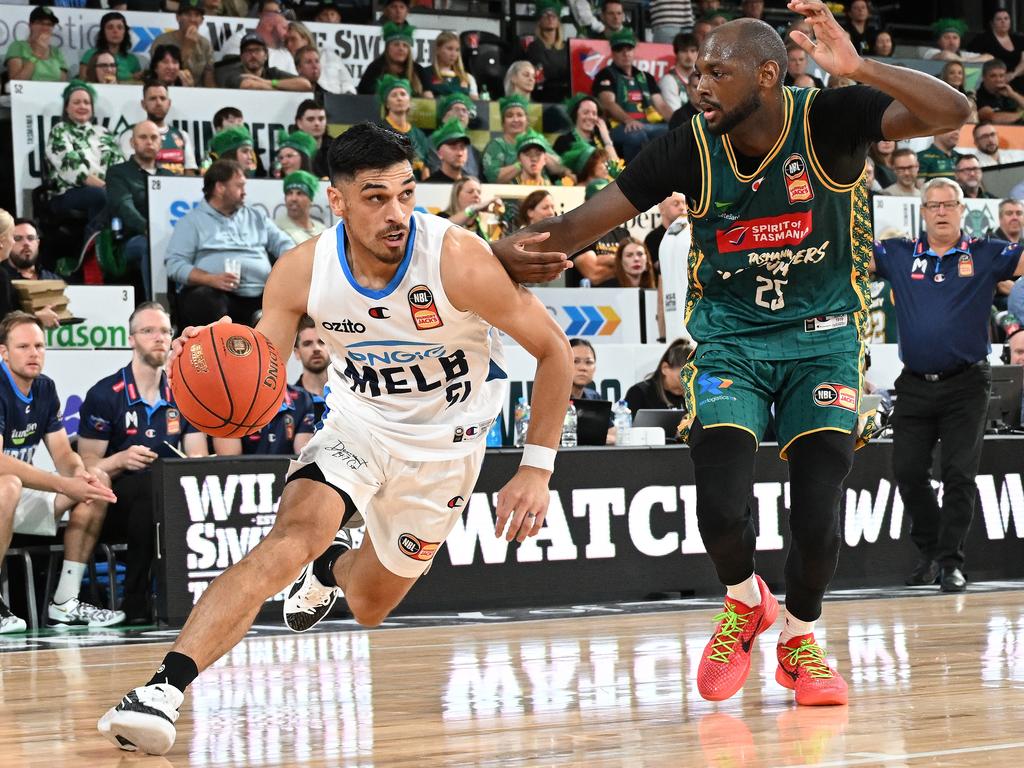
[312,543,349,588]
[147,652,199,694]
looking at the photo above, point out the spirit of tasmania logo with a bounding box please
[716,211,813,254]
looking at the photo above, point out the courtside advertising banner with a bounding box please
[10,82,307,215]
[0,5,436,84]
[872,196,1002,241]
[146,178,585,296]
[568,38,675,96]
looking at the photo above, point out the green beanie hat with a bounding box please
[608,29,637,49]
[933,17,968,37]
[564,92,598,121]
[499,93,530,116]
[535,0,562,17]
[437,91,476,121]
[382,21,414,46]
[431,118,471,150]
[277,128,317,159]
[559,140,597,175]
[283,170,319,199]
[377,74,412,105]
[62,79,97,107]
[585,178,609,200]
[209,124,254,157]
[515,129,554,155]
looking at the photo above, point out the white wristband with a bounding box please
[520,444,556,472]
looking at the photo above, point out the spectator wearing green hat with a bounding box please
[377,75,434,178]
[435,92,484,179]
[150,0,215,87]
[274,129,317,178]
[357,22,433,98]
[209,125,263,178]
[429,31,478,98]
[553,93,619,166]
[483,94,532,183]
[561,140,617,190]
[45,80,123,234]
[513,130,558,185]
[5,6,68,83]
[922,18,992,63]
[276,171,325,245]
[592,29,672,161]
[526,0,569,103]
[426,119,472,184]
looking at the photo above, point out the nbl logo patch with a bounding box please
[408,284,443,331]
[398,532,440,561]
[812,383,857,411]
[783,153,814,204]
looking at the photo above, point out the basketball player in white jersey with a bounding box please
[98,123,573,756]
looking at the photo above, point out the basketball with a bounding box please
[170,323,286,438]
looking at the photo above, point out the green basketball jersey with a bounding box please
[686,87,872,360]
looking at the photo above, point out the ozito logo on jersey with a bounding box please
[408,285,443,331]
[812,383,857,411]
[368,307,390,319]
[398,532,440,561]
[783,153,814,204]
[716,211,812,253]
[322,319,366,333]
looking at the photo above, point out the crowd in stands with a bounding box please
[1,0,1024,625]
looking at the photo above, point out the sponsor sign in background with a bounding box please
[49,285,134,350]
[153,438,1024,623]
[0,5,436,85]
[146,177,586,296]
[10,82,306,215]
[568,38,675,98]
[873,196,1002,241]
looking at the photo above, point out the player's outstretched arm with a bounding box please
[255,240,316,367]
[442,227,574,543]
[787,0,970,139]
[492,183,641,284]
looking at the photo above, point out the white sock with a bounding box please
[53,561,87,605]
[725,574,761,607]
[778,610,816,645]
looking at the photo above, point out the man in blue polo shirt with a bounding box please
[292,314,328,424]
[78,303,209,624]
[872,177,1024,593]
[213,385,315,456]
[0,312,121,632]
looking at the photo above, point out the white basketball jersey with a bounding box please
[308,211,507,461]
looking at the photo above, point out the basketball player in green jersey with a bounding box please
[494,0,970,705]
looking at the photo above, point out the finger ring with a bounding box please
[526,512,536,519]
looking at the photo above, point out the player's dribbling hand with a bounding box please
[494,467,551,542]
[168,316,233,369]
[492,230,571,284]
[787,0,862,78]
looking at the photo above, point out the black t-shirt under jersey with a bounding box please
[617,86,895,212]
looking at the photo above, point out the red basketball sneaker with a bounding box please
[696,575,779,701]
[775,634,849,706]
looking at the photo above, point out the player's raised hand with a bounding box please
[168,316,232,368]
[494,467,552,542]
[491,230,572,285]
[787,0,862,78]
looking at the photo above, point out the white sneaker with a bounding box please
[0,597,27,634]
[283,528,352,632]
[48,598,125,628]
[97,684,183,755]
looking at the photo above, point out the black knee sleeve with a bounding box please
[784,431,855,621]
[689,421,760,586]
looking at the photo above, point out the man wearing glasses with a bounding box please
[8,219,61,329]
[871,178,1024,593]
[881,147,921,197]
[972,124,1024,168]
[78,302,208,624]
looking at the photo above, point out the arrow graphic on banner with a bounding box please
[132,27,171,52]
[562,306,622,336]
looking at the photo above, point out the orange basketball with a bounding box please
[170,323,287,438]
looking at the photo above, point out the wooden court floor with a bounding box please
[3,590,1024,767]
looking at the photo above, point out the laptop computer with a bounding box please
[633,409,687,441]
[571,399,612,446]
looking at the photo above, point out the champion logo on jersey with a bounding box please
[408,285,444,331]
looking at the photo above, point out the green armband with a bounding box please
[271,79,279,89]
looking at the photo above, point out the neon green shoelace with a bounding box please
[782,639,834,679]
[707,604,751,663]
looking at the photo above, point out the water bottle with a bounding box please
[613,399,632,445]
[485,417,502,447]
[580,278,592,288]
[514,397,530,447]
[480,84,490,101]
[561,402,578,447]
[111,216,123,242]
